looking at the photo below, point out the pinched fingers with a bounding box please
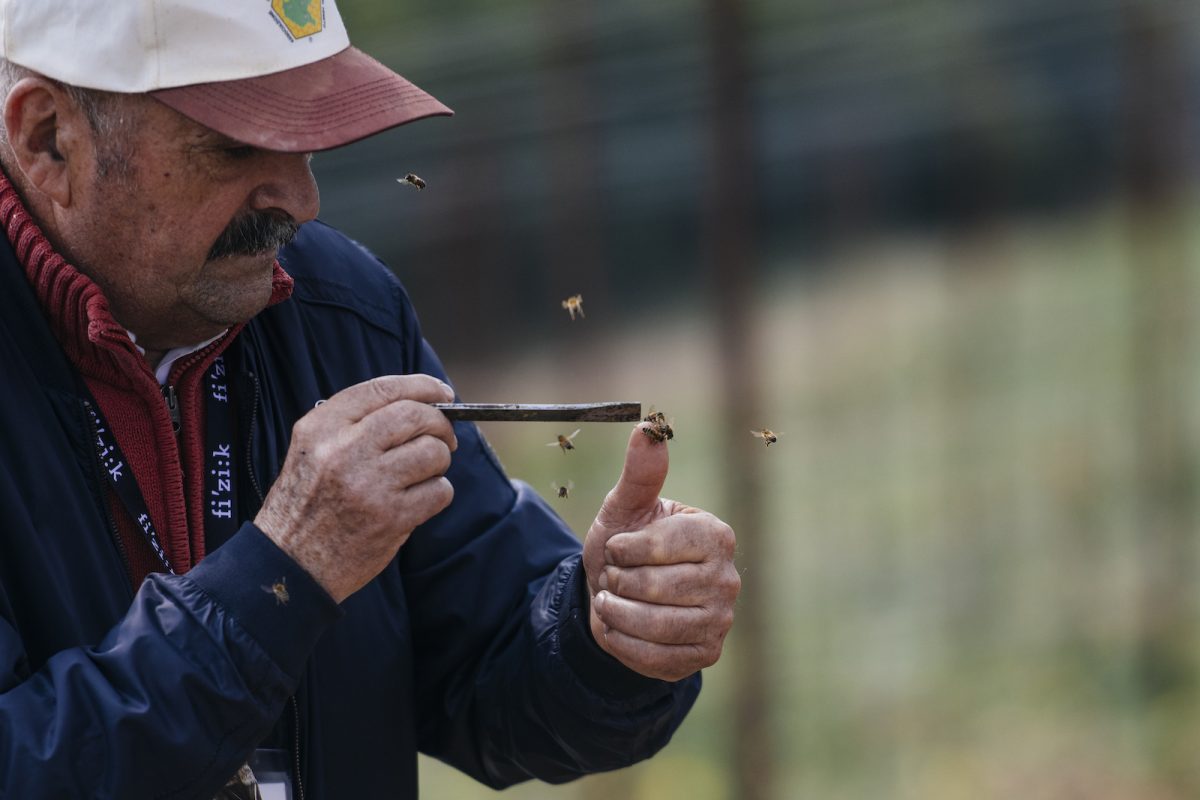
[378,434,455,489]
[319,374,455,423]
[358,398,458,453]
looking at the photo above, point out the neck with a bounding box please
[142,348,167,369]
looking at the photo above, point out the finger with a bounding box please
[604,513,736,568]
[319,374,455,423]
[377,434,454,488]
[594,625,721,682]
[601,561,739,607]
[592,591,727,645]
[594,424,670,531]
[399,474,456,522]
[375,476,456,552]
[357,399,459,453]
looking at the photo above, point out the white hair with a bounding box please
[0,59,137,179]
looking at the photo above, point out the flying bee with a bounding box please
[397,173,427,190]
[546,429,581,453]
[641,408,674,443]
[561,294,584,321]
[551,480,575,499]
[751,428,779,447]
[261,577,290,606]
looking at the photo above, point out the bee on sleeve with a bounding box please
[551,480,575,499]
[561,294,584,321]
[750,428,779,447]
[261,577,290,606]
[397,173,426,190]
[547,429,581,453]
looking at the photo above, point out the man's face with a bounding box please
[59,95,320,351]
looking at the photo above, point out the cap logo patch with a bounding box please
[269,0,324,41]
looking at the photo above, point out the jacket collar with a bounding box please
[0,170,293,392]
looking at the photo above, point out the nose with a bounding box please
[249,152,320,224]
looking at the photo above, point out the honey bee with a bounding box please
[641,408,674,443]
[551,480,575,499]
[397,173,427,190]
[751,429,779,447]
[561,294,584,321]
[261,577,290,606]
[546,429,581,453]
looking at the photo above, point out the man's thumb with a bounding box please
[597,424,670,530]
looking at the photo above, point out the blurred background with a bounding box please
[316,0,1200,797]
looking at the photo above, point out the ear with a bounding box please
[3,77,84,208]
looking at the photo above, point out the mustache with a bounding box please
[207,212,299,261]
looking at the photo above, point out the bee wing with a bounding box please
[546,441,560,447]
[568,429,581,440]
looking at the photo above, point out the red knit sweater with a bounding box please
[0,174,293,586]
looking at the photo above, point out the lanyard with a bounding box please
[85,356,239,574]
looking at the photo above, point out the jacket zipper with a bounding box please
[161,384,181,437]
[244,368,304,800]
[290,694,305,800]
[81,400,135,597]
[243,370,266,506]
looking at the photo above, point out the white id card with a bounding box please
[258,785,288,800]
[248,749,293,800]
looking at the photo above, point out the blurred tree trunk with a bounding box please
[1118,0,1198,731]
[705,0,772,798]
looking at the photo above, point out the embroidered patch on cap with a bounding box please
[270,0,325,41]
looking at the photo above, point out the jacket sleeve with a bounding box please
[395,299,701,787]
[0,519,341,800]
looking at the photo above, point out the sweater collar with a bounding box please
[0,171,294,389]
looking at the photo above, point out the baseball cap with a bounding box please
[0,0,452,152]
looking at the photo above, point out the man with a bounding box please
[0,1,740,798]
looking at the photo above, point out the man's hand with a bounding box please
[255,375,458,603]
[582,424,741,682]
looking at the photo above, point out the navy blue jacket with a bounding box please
[0,220,699,799]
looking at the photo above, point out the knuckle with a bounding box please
[437,437,454,467]
[435,477,455,509]
[306,439,338,468]
[721,566,742,599]
[716,522,737,559]
[686,643,713,670]
[640,570,664,603]
[604,538,626,566]
[419,434,452,470]
[392,398,422,428]
[605,566,621,596]
[368,376,398,403]
[291,414,317,442]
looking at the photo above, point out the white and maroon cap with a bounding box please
[0,0,452,152]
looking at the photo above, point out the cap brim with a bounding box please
[150,46,452,153]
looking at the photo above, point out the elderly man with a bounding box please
[0,1,739,798]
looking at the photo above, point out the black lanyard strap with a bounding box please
[204,356,239,544]
[85,355,239,574]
